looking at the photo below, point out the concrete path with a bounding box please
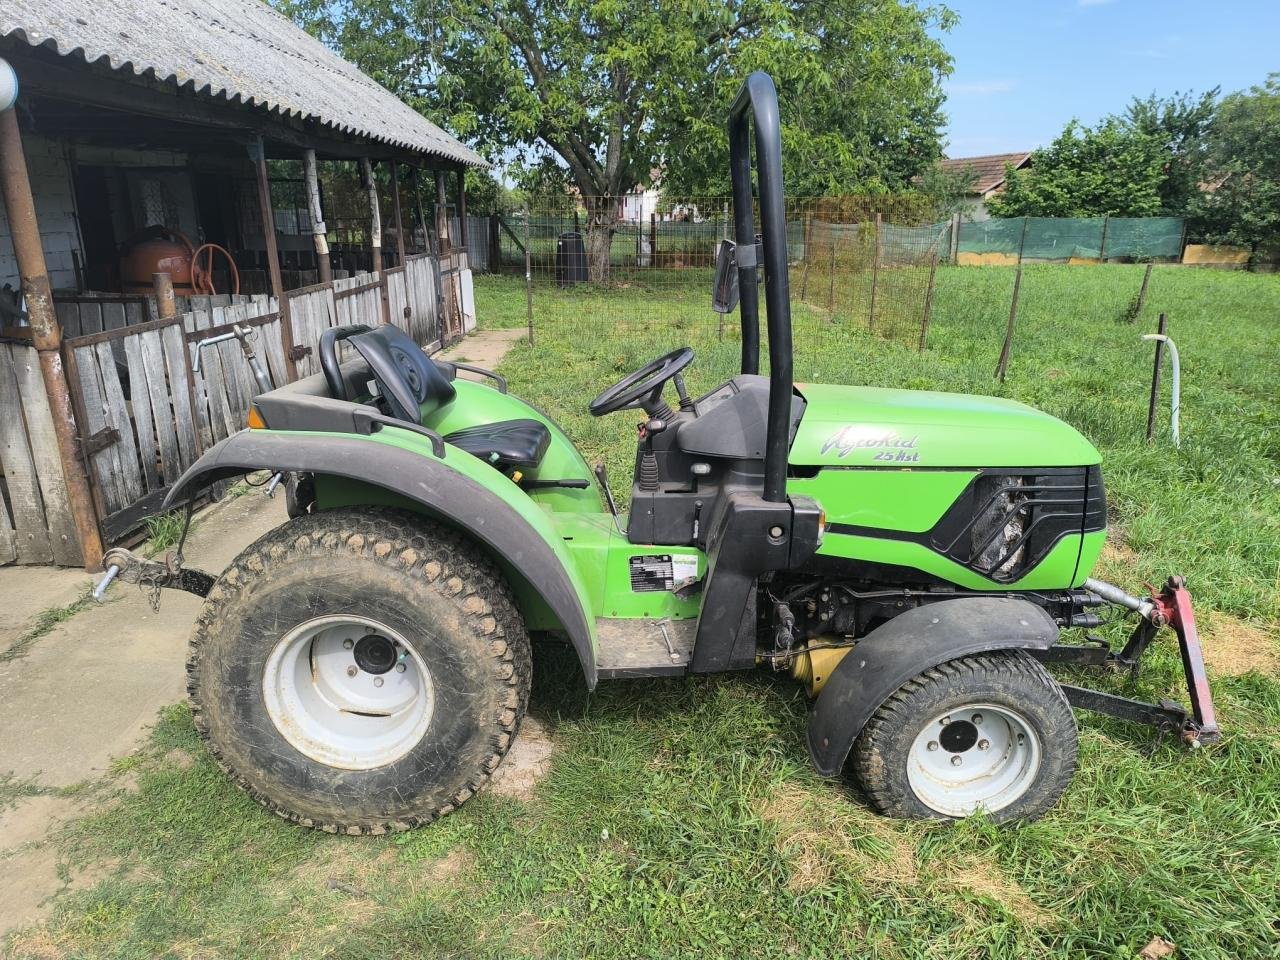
[0,325,525,937]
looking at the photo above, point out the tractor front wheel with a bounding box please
[188,507,530,834]
[851,651,1077,823]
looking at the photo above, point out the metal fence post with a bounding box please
[919,244,939,352]
[800,213,813,301]
[868,212,882,331]
[1134,262,1154,319]
[995,264,1023,382]
[1099,214,1110,262]
[950,212,961,263]
[524,211,534,348]
[1145,313,1168,440]
[827,222,837,312]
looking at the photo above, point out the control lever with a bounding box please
[594,463,626,535]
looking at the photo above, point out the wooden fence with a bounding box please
[2,252,461,564]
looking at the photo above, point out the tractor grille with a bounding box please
[930,468,1105,583]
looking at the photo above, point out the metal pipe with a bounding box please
[1083,577,1156,622]
[1142,333,1180,447]
[303,149,333,285]
[0,104,105,570]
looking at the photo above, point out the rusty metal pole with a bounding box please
[0,106,104,570]
[390,160,407,266]
[303,148,333,285]
[1145,313,1168,441]
[252,138,297,381]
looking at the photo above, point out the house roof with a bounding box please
[1,0,486,166]
[939,152,1032,196]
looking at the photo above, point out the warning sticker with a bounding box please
[629,554,700,593]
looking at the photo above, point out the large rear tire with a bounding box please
[188,507,531,834]
[850,650,1077,823]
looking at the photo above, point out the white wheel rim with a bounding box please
[906,703,1041,817]
[262,615,435,770]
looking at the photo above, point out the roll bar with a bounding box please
[728,71,792,503]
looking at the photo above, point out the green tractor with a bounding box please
[105,73,1218,833]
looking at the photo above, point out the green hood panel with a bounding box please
[791,384,1100,469]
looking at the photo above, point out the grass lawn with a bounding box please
[9,264,1279,959]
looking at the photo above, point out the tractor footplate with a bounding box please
[1059,576,1221,747]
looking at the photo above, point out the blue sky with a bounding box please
[941,0,1280,158]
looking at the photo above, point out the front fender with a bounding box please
[807,597,1058,777]
[163,428,598,688]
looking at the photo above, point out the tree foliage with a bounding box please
[987,119,1167,218]
[1124,89,1218,216]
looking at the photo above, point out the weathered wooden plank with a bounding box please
[139,328,182,485]
[161,322,200,469]
[71,342,124,514]
[222,303,257,409]
[260,317,289,389]
[123,333,161,491]
[124,300,146,329]
[0,343,53,563]
[95,339,145,506]
[56,302,81,339]
[78,302,103,335]
[0,486,16,564]
[196,306,236,444]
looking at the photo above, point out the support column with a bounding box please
[361,157,382,275]
[0,106,104,570]
[390,160,406,265]
[303,149,333,285]
[252,138,297,381]
[455,168,469,256]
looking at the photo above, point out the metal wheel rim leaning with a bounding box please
[262,615,435,770]
[906,702,1042,816]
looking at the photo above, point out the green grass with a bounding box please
[7,264,1279,959]
[0,587,98,664]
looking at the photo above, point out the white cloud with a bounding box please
[947,79,1018,96]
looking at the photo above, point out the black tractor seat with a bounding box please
[443,419,551,471]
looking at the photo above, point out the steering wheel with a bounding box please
[589,347,695,417]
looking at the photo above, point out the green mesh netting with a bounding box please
[1103,217,1185,259]
[958,216,1185,261]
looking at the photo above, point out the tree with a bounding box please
[1192,75,1280,254]
[1124,89,1218,216]
[987,120,1166,218]
[276,0,956,279]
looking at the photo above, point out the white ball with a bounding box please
[0,58,18,112]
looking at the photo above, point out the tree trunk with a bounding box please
[584,197,618,283]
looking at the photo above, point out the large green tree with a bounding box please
[987,119,1167,218]
[277,0,956,277]
[1124,89,1218,217]
[1193,75,1280,254]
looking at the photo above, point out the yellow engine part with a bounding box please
[790,643,855,696]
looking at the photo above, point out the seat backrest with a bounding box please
[349,325,456,423]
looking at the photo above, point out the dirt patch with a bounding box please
[488,715,556,801]
[761,783,917,892]
[425,847,473,884]
[1200,612,1280,677]
[930,854,1056,929]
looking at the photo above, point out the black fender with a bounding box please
[807,597,1059,777]
[162,429,597,687]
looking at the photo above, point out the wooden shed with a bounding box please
[0,0,487,570]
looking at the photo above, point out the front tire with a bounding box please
[188,507,531,834]
[850,651,1077,823]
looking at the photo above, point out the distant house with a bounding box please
[939,152,1033,221]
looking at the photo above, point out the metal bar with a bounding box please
[995,264,1022,381]
[799,213,813,300]
[867,212,882,331]
[1134,262,1153,320]
[392,160,407,267]
[303,149,333,285]
[1059,684,1191,734]
[1142,333,1180,447]
[919,238,939,352]
[1145,313,1168,441]
[0,105,104,569]
[524,212,534,347]
[252,138,297,382]
[1165,577,1219,740]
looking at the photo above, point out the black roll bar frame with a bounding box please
[728,71,793,504]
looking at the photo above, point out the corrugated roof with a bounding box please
[1,0,486,166]
[940,152,1032,196]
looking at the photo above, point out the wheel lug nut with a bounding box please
[941,716,951,725]
[927,740,939,751]
[395,662,407,673]
[343,638,354,650]
[373,676,384,687]
[950,755,963,767]
[346,665,358,677]
[972,713,983,724]
[978,739,990,750]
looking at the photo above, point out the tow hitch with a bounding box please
[1042,576,1221,746]
[93,546,216,605]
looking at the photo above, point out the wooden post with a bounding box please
[919,247,939,353]
[390,160,406,266]
[303,149,333,285]
[0,106,104,570]
[1017,215,1030,263]
[434,170,451,255]
[1135,262,1154,319]
[361,158,382,276]
[868,212,882,331]
[995,264,1023,382]
[434,169,455,341]
[950,212,961,264]
[1099,214,1110,262]
[455,168,469,257]
[524,212,534,347]
[1146,313,1168,441]
[827,222,837,311]
[251,138,296,381]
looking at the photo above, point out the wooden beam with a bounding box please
[252,138,297,381]
[361,157,383,276]
[303,149,333,284]
[391,160,406,266]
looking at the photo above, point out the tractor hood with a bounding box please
[790,384,1100,469]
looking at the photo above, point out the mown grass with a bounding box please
[7,264,1279,959]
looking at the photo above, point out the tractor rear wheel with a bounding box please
[851,651,1077,823]
[188,507,530,834]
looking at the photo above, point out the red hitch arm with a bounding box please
[1152,576,1220,745]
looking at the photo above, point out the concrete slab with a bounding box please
[0,566,93,652]
[440,328,525,375]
